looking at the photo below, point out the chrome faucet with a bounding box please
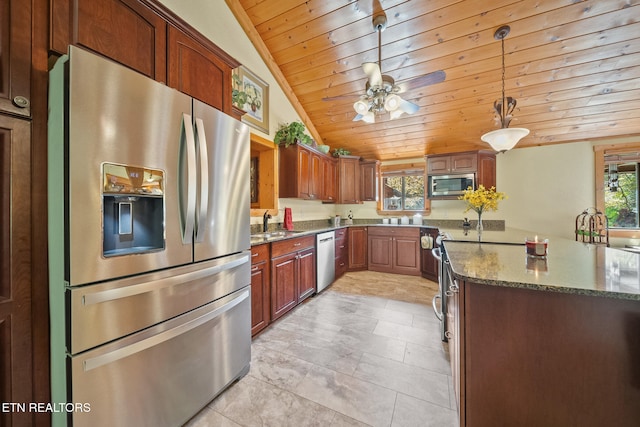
[263,210,272,232]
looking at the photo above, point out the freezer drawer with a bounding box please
[68,251,250,354]
[70,287,251,427]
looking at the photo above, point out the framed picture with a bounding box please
[233,66,269,134]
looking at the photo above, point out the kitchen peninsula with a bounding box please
[443,238,640,427]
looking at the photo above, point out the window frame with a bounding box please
[594,142,640,239]
[377,162,431,215]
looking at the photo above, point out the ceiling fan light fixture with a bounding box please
[361,111,376,123]
[390,109,405,120]
[354,99,370,115]
[384,94,401,111]
[481,127,529,153]
[482,24,528,152]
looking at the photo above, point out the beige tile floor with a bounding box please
[185,271,458,427]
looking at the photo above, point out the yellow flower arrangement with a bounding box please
[459,185,506,215]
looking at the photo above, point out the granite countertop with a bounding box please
[439,227,534,244]
[443,238,640,300]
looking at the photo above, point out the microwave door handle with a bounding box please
[181,113,197,244]
[194,118,209,243]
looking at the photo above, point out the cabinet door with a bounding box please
[338,157,360,203]
[167,25,231,112]
[296,147,312,199]
[1,0,31,117]
[0,116,32,425]
[250,260,270,336]
[450,153,477,173]
[50,0,167,82]
[360,161,379,201]
[322,157,337,202]
[271,253,298,321]
[421,230,439,281]
[348,227,368,270]
[393,236,421,275]
[427,156,450,174]
[297,248,316,303]
[309,153,322,200]
[368,234,393,272]
[477,152,497,189]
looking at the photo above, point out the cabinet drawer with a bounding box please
[271,235,315,258]
[368,226,419,238]
[251,243,269,264]
[334,228,348,240]
[335,240,348,259]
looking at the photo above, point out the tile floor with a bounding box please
[185,271,458,427]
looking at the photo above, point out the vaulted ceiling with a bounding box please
[227,0,640,160]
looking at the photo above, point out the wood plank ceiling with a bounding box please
[230,0,640,160]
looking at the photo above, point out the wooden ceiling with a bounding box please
[228,0,640,160]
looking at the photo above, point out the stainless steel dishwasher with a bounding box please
[316,231,335,293]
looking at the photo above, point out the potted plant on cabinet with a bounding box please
[274,121,313,147]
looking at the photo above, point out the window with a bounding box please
[604,156,639,228]
[378,161,429,213]
[595,143,640,238]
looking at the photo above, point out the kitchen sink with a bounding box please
[250,230,304,241]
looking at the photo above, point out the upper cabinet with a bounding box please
[49,0,239,114]
[360,159,380,202]
[50,0,167,82]
[167,25,234,112]
[337,155,361,204]
[1,0,31,117]
[279,143,334,201]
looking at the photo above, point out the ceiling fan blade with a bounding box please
[322,94,360,101]
[398,97,420,114]
[396,70,446,93]
[362,62,383,87]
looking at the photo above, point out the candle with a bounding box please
[525,236,548,257]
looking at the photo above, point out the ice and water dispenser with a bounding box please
[102,162,165,257]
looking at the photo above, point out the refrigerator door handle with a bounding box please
[82,289,250,372]
[82,254,250,305]
[194,117,209,243]
[182,113,197,244]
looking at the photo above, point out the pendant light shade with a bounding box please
[481,25,529,152]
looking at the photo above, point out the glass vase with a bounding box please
[476,212,483,234]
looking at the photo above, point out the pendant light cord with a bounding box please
[501,34,506,127]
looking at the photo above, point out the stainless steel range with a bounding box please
[48,46,251,427]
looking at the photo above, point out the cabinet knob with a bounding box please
[445,331,454,339]
[13,96,29,109]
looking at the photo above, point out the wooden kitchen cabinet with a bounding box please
[348,226,368,271]
[334,228,348,279]
[167,24,235,113]
[420,228,440,281]
[250,243,270,337]
[270,235,316,321]
[360,160,379,202]
[426,150,496,191]
[49,0,168,82]
[322,156,338,202]
[1,0,31,118]
[279,143,334,201]
[337,155,361,204]
[368,227,421,276]
[451,281,640,426]
[0,115,33,425]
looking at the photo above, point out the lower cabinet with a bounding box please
[334,228,348,278]
[250,243,270,336]
[271,235,316,321]
[420,228,439,281]
[367,226,421,276]
[348,226,368,270]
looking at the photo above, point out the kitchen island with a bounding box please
[443,238,640,427]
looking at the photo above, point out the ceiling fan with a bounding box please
[325,13,446,123]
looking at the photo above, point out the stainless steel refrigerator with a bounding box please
[48,46,251,427]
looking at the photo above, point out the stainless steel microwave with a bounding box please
[428,173,475,198]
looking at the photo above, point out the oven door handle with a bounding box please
[432,294,443,321]
[431,247,441,261]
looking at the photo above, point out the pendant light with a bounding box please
[481,25,529,152]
